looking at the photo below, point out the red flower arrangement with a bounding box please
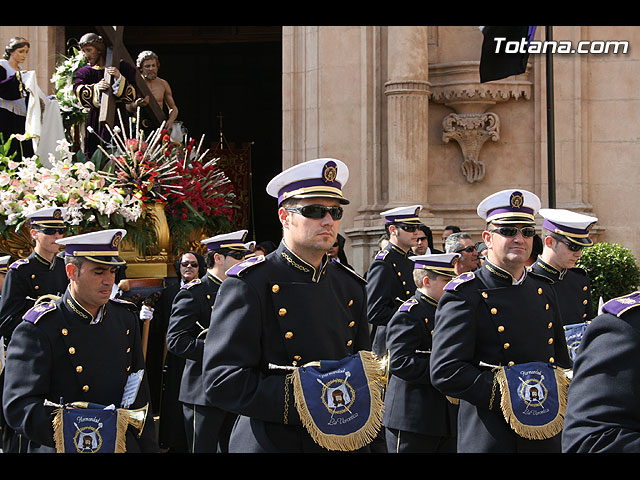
[96,112,238,253]
[162,132,237,248]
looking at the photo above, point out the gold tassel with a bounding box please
[446,396,460,405]
[292,351,386,452]
[496,367,570,440]
[51,408,65,453]
[115,410,130,453]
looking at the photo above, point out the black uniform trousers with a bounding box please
[167,273,237,453]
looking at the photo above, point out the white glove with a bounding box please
[139,305,154,320]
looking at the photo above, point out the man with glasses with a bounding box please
[147,250,206,453]
[0,207,71,452]
[0,207,69,342]
[445,232,480,275]
[412,225,440,255]
[430,189,571,453]
[167,230,250,453]
[2,229,158,453]
[529,209,598,326]
[201,158,372,452]
[441,225,461,251]
[367,205,423,358]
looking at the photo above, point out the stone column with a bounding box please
[384,26,431,209]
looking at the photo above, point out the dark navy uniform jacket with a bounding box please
[0,251,69,340]
[366,242,415,356]
[529,258,594,325]
[2,289,158,453]
[201,241,370,452]
[430,260,571,453]
[562,292,640,453]
[383,290,457,438]
[166,273,221,406]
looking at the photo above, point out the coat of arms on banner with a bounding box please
[291,351,386,452]
[564,322,589,365]
[52,402,147,453]
[50,370,148,453]
[495,361,570,440]
[56,405,120,453]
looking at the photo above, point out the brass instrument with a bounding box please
[377,350,390,394]
[48,400,150,437]
[121,403,149,437]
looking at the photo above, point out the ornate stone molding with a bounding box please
[429,61,531,182]
[429,61,531,111]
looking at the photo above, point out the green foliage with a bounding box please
[576,242,640,310]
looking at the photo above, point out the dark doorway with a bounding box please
[64,26,283,246]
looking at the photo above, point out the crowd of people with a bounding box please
[0,156,638,455]
[2,32,640,455]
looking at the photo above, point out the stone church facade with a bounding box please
[3,25,639,275]
[283,26,639,274]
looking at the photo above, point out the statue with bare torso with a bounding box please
[134,50,179,132]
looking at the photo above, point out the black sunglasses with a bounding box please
[488,226,537,238]
[225,251,247,260]
[455,245,477,254]
[560,240,584,252]
[181,261,199,268]
[286,205,344,220]
[416,237,428,243]
[397,224,419,233]
[36,227,66,235]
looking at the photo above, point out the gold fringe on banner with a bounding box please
[52,407,64,452]
[51,403,148,453]
[496,367,570,440]
[292,350,386,452]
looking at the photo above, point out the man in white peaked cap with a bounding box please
[383,252,460,453]
[430,189,571,453]
[0,206,70,453]
[2,229,159,453]
[366,205,423,357]
[201,158,372,452]
[529,208,598,326]
[0,207,69,341]
[167,230,250,453]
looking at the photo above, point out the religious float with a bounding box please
[0,46,252,359]
[1,47,247,277]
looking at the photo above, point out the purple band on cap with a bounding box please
[277,177,343,205]
[487,206,535,218]
[385,215,419,223]
[542,219,593,236]
[206,242,246,252]
[65,243,117,256]
[414,259,455,270]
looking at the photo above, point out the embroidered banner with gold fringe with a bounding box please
[495,362,569,440]
[291,351,385,452]
[51,401,147,453]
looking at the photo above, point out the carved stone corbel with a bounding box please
[429,61,531,183]
[442,111,499,183]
